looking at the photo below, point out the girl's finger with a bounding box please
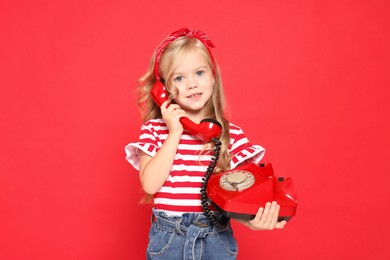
[260,202,272,224]
[275,220,286,229]
[251,206,264,224]
[269,204,280,228]
[263,201,277,227]
[165,103,176,111]
[161,100,171,111]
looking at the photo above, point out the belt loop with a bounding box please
[175,218,185,236]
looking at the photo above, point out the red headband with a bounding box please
[153,28,216,81]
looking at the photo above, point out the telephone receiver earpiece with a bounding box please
[151,81,222,143]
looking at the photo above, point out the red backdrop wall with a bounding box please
[1,0,389,259]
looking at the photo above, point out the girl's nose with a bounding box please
[187,77,198,90]
[188,84,197,90]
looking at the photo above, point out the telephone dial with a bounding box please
[151,28,297,227]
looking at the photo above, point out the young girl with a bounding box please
[125,28,286,260]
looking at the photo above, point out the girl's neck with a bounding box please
[185,110,206,124]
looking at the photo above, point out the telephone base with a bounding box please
[207,163,298,222]
[214,204,292,222]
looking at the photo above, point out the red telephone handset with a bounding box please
[151,81,222,143]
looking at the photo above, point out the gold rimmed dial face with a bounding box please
[219,170,255,191]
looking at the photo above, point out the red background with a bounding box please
[1,0,389,259]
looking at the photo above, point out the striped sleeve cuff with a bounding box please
[230,144,265,169]
[124,142,158,171]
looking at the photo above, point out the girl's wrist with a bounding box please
[167,129,182,140]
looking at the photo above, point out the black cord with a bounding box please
[200,138,229,229]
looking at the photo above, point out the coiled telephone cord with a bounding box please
[200,138,229,229]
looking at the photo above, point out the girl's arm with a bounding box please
[234,201,287,230]
[138,100,187,194]
[138,132,181,194]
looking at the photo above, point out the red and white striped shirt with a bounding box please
[125,119,265,216]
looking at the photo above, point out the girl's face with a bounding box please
[169,49,214,119]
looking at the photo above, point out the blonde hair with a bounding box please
[137,36,231,202]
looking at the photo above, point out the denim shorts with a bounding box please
[146,209,238,260]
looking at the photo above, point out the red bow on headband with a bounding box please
[154,28,216,80]
[169,28,215,48]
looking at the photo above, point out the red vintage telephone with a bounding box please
[206,162,297,222]
[151,27,297,228]
[151,81,298,227]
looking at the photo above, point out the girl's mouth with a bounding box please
[187,93,202,99]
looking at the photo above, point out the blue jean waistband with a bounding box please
[152,209,231,236]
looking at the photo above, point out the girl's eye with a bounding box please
[174,76,184,82]
[196,70,205,76]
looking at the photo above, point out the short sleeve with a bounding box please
[124,121,161,171]
[229,124,265,169]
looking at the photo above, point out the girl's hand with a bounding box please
[161,100,186,135]
[247,201,287,230]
